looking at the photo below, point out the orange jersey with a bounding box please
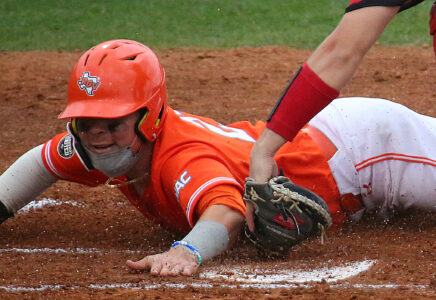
[42,108,344,233]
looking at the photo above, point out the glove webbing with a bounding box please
[269,178,332,228]
[244,180,305,214]
[244,187,264,203]
[245,185,304,237]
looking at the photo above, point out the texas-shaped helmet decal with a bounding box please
[77,72,101,96]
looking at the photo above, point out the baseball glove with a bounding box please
[244,176,332,254]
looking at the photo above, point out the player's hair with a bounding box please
[59,39,168,142]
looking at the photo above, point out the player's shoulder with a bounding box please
[162,107,258,143]
[42,132,104,185]
[43,132,76,163]
[167,107,221,127]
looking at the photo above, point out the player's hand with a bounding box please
[126,245,200,276]
[246,128,284,231]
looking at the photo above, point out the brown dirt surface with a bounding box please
[0,45,435,299]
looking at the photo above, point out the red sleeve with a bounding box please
[432,2,436,56]
[431,2,436,35]
[346,0,423,13]
[267,63,339,142]
[41,132,107,186]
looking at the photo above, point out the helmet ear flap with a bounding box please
[66,120,94,171]
[71,118,79,137]
[135,108,149,142]
[135,103,166,142]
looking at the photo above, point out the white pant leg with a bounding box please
[310,97,436,219]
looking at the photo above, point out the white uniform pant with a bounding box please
[309,97,436,220]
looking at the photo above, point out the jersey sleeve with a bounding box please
[41,132,107,186]
[196,184,246,218]
[346,0,423,13]
[162,154,244,228]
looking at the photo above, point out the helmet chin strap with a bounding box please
[130,135,143,155]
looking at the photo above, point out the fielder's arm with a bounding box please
[248,6,400,231]
[308,6,399,90]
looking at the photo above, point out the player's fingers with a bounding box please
[126,256,152,271]
[166,264,183,276]
[181,263,198,276]
[162,263,187,276]
[246,203,255,232]
[149,263,165,276]
[157,262,172,276]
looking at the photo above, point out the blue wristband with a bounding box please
[171,240,202,265]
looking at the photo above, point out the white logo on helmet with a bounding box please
[77,72,101,96]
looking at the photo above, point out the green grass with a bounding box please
[0,0,432,51]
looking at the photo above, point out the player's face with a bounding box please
[75,111,140,155]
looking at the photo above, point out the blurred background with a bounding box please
[0,0,433,51]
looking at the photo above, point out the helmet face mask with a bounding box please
[59,39,168,142]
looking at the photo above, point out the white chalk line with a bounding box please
[17,197,127,214]
[17,198,82,213]
[201,260,375,284]
[0,282,430,292]
[0,247,141,254]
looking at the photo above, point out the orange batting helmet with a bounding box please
[59,39,168,142]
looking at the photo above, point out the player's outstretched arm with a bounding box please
[0,145,58,224]
[126,204,244,276]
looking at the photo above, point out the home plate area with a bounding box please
[0,252,430,294]
[0,198,432,298]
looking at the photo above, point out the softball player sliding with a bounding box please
[0,40,434,277]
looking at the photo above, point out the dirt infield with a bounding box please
[0,46,435,299]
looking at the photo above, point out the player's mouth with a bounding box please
[87,143,116,154]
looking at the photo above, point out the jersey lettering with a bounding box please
[175,170,192,202]
[175,111,256,143]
